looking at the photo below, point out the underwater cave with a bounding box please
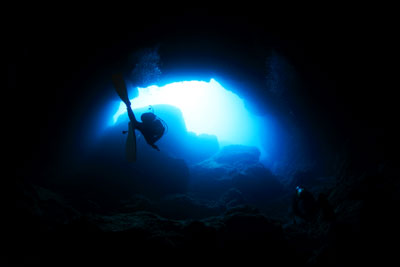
[12,8,390,266]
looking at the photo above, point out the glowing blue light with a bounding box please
[112,79,265,148]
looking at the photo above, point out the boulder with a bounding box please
[232,165,285,204]
[219,188,247,209]
[156,194,223,220]
[214,145,260,166]
[189,145,285,207]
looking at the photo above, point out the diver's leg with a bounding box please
[126,103,139,128]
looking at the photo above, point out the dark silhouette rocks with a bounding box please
[219,188,247,209]
[182,220,218,249]
[213,145,260,166]
[317,193,335,222]
[292,187,319,221]
[221,209,284,249]
[156,194,223,220]
[232,165,285,204]
[190,145,285,209]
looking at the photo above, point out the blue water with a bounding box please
[110,79,276,162]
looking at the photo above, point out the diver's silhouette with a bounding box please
[124,102,164,151]
[112,73,165,161]
[292,186,319,222]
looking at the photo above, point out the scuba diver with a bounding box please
[292,186,319,222]
[124,102,165,151]
[112,73,165,161]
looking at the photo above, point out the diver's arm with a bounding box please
[142,134,160,151]
[151,144,160,151]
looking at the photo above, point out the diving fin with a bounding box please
[112,73,130,105]
[125,122,137,162]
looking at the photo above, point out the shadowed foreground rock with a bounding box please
[189,145,286,208]
[14,179,293,264]
[14,154,395,265]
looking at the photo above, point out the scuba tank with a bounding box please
[140,106,167,140]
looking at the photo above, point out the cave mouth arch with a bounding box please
[111,78,274,160]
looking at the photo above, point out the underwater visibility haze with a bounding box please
[13,9,390,265]
[111,78,273,161]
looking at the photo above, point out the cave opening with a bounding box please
[110,78,276,164]
[12,10,389,264]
